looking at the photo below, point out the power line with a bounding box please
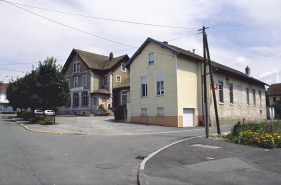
[0,67,26,73]
[1,0,198,30]
[3,0,136,48]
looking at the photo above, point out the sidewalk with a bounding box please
[140,137,281,185]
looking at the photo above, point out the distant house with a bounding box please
[0,83,13,111]
[58,49,130,115]
[267,83,281,105]
[125,37,268,127]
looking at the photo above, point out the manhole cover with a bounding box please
[95,164,117,169]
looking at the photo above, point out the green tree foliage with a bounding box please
[6,57,69,111]
[273,99,281,119]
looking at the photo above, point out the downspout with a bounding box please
[175,54,179,127]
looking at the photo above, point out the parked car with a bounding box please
[44,110,55,115]
[34,110,43,114]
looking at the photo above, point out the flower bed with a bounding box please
[226,121,281,149]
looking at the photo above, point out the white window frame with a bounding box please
[141,76,147,97]
[73,61,80,73]
[83,75,87,86]
[157,107,164,116]
[149,52,154,65]
[141,108,147,116]
[121,63,126,72]
[103,75,108,86]
[156,73,164,96]
[74,77,78,87]
[116,75,121,82]
[121,90,128,105]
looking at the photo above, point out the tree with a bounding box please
[6,57,70,111]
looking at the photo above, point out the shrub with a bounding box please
[114,105,127,121]
[21,111,34,121]
[17,111,22,118]
[231,122,264,136]
[37,118,54,125]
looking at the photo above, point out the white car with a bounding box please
[34,110,43,114]
[44,110,55,115]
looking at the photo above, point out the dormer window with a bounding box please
[121,63,126,72]
[73,62,80,73]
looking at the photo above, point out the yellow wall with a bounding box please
[130,42,178,126]
[177,55,201,126]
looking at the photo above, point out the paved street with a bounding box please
[0,115,231,185]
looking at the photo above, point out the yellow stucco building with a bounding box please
[125,38,268,127]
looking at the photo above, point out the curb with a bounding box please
[11,117,80,135]
[138,136,199,185]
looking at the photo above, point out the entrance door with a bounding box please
[183,108,194,127]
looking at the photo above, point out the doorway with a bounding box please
[183,108,194,127]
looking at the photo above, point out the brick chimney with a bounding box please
[245,66,250,77]
[109,52,113,60]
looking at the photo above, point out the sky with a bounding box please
[0,0,280,85]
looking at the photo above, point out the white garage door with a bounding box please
[183,108,194,127]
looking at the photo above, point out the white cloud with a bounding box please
[258,68,280,84]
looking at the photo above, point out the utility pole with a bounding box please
[199,26,209,138]
[199,26,221,137]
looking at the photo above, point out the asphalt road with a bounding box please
[0,115,232,185]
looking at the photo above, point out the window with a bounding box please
[157,107,164,116]
[273,97,276,102]
[74,77,78,87]
[246,88,249,105]
[156,73,164,96]
[121,64,126,72]
[238,86,242,105]
[141,108,147,116]
[229,84,233,104]
[219,82,224,103]
[103,75,108,85]
[141,77,147,97]
[259,91,262,106]
[149,53,154,64]
[116,75,121,82]
[4,105,8,108]
[93,97,98,105]
[66,94,71,107]
[83,76,87,86]
[253,89,256,106]
[121,91,128,105]
[73,93,79,107]
[73,62,80,73]
[81,91,88,106]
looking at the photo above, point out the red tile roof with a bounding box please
[267,83,281,96]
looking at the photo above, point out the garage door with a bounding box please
[183,108,194,127]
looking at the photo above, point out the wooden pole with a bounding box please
[204,33,221,134]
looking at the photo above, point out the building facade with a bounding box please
[58,49,130,115]
[125,38,268,127]
[0,83,13,112]
[267,83,281,106]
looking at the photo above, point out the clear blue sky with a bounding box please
[0,0,280,85]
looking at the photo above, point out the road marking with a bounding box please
[192,144,222,149]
